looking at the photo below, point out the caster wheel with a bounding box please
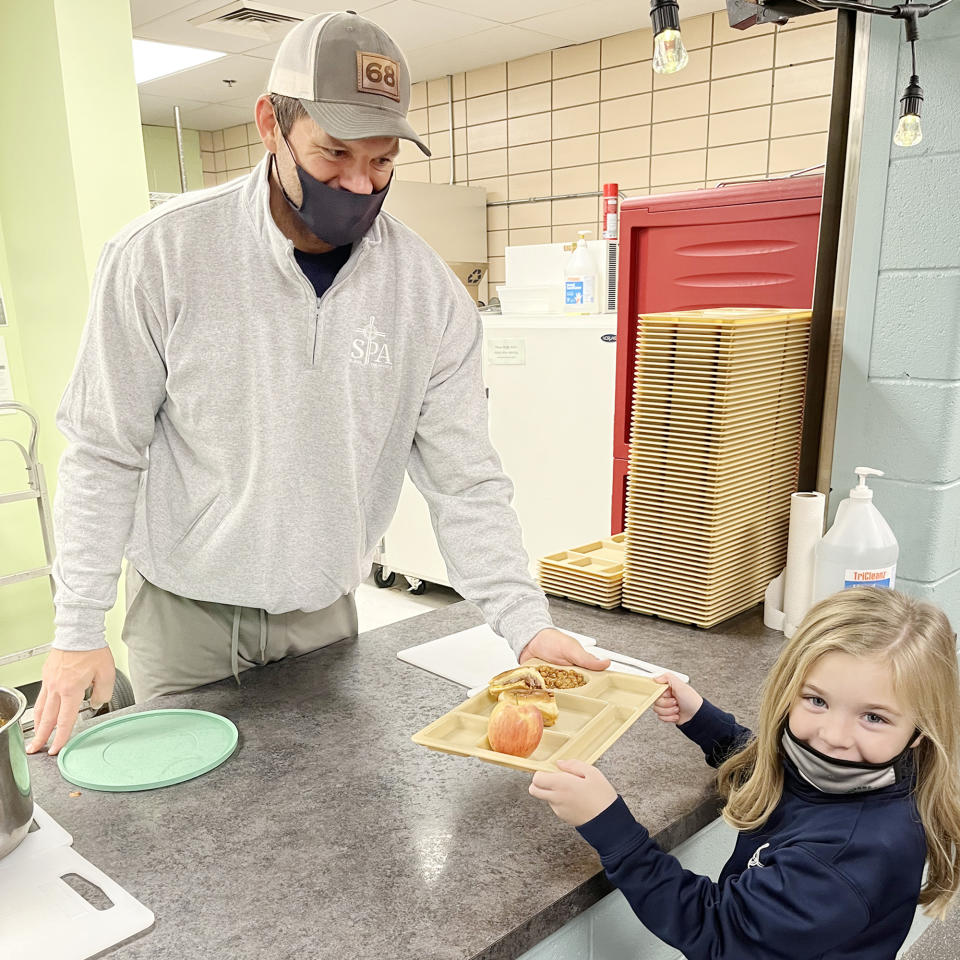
[88,670,137,718]
[407,577,427,596]
[109,670,136,711]
[374,566,396,588]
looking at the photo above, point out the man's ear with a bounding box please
[255,95,280,154]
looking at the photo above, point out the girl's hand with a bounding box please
[652,673,703,725]
[528,759,618,827]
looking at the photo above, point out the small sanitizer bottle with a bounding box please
[564,230,599,314]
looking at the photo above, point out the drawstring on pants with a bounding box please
[230,606,269,686]
[231,607,242,686]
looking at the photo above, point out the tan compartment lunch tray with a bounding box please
[538,552,624,580]
[411,658,665,772]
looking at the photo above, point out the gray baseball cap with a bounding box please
[268,11,430,156]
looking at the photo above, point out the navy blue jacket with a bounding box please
[576,700,927,959]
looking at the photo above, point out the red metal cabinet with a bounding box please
[612,177,822,533]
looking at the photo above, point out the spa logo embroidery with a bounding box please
[351,317,393,367]
[748,843,770,869]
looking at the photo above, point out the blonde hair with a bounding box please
[716,589,960,918]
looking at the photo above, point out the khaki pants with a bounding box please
[122,567,358,702]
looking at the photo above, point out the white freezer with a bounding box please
[378,314,617,588]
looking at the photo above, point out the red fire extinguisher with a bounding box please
[602,182,619,240]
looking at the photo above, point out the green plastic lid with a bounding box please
[58,709,238,792]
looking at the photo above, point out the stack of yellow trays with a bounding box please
[538,534,626,609]
[621,308,811,628]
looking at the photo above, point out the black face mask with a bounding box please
[273,135,391,247]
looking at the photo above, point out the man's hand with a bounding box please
[519,628,610,672]
[26,647,116,756]
[529,759,618,827]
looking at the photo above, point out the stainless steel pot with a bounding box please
[0,687,33,860]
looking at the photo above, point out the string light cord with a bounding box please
[789,0,951,18]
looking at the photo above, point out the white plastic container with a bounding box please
[812,467,899,603]
[495,284,563,315]
[564,230,599,314]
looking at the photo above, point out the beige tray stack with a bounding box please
[537,534,626,609]
[621,308,812,628]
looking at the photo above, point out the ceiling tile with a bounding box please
[414,0,585,23]
[364,1,502,49]
[135,0,267,53]
[138,93,211,126]
[516,2,648,43]
[518,0,723,43]
[131,0,394,52]
[138,53,270,103]
[406,24,570,81]
[131,1,198,29]
[176,101,258,130]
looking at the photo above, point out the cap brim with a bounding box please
[299,99,431,157]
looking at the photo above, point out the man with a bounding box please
[28,11,608,756]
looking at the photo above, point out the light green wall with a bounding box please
[0,0,149,687]
[142,124,204,194]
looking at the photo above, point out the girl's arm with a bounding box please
[578,797,870,960]
[674,698,754,768]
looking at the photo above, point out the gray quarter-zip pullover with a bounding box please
[52,155,553,656]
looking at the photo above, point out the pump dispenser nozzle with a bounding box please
[851,466,883,500]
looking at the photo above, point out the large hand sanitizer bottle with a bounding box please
[564,230,599,314]
[812,467,899,603]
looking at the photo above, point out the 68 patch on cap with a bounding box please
[268,11,430,156]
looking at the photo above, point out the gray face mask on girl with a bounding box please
[781,724,917,794]
[274,135,391,247]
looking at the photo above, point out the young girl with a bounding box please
[529,589,960,959]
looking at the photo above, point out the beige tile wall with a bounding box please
[200,121,267,186]
[200,9,836,289]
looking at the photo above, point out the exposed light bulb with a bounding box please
[894,74,924,148]
[894,113,923,147]
[652,29,689,75]
[649,1,687,76]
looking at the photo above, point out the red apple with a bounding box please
[487,700,544,758]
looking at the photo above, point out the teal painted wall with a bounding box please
[830,6,960,623]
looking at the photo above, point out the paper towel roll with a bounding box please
[783,492,826,638]
[764,569,786,631]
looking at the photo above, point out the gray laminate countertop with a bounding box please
[26,598,781,960]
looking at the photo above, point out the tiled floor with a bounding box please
[355,571,461,634]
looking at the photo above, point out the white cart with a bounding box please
[0,402,134,722]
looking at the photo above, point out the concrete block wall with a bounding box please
[830,5,960,624]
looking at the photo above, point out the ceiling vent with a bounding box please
[190,3,304,42]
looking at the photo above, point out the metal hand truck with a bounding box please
[0,401,134,728]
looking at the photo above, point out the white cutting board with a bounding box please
[0,804,154,957]
[397,624,598,691]
[19,802,73,855]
